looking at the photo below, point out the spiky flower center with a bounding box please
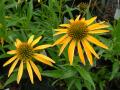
[68,21,88,40]
[17,43,33,61]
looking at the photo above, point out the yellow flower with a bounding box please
[3,35,55,84]
[53,15,109,65]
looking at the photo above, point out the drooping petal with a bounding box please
[82,39,99,59]
[3,55,18,67]
[8,58,19,77]
[33,54,53,66]
[87,23,109,30]
[81,40,93,65]
[59,24,70,28]
[86,35,108,49]
[59,37,71,56]
[75,15,80,21]
[34,53,55,63]
[68,40,76,65]
[33,44,52,51]
[26,61,34,84]
[53,35,68,46]
[85,16,97,25]
[77,42,85,65]
[17,60,23,84]
[31,36,42,47]
[30,60,42,81]
[88,30,110,34]
[28,35,34,45]
[7,50,17,54]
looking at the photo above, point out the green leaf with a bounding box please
[75,66,95,89]
[42,70,64,78]
[75,79,82,90]
[110,61,120,80]
[4,72,17,87]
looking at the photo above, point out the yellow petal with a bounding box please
[15,39,22,48]
[53,31,67,36]
[31,36,42,47]
[17,60,23,84]
[28,35,34,45]
[77,42,85,65]
[59,24,70,28]
[69,19,74,23]
[85,16,97,25]
[81,40,93,65]
[33,44,52,51]
[68,40,76,65]
[3,55,18,67]
[80,18,85,22]
[30,60,42,81]
[26,61,34,84]
[82,39,99,59]
[88,30,110,34]
[59,37,71,56]
[53,35,67,46]
[75,15,80,21]
[54,29,68,32]
[33,54,53,66]
[34,53,55,63]
[87,23,109,30]
[8,58,19,77]
[7,50,16,54]
[86,35,108,49]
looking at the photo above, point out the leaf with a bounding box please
[42,70,64,78]
[110,61,120,80]
[4,72,17,87]
[75,79,82,90]
[75,66,95,89]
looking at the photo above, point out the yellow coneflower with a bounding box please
[53,15,109,65]
[3,35,55,84]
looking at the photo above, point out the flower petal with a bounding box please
[81,40,93,65]
[28,35,34,45]
[53,31,67,36]
[15,39,22,48]
[86,35,108,49]
[53,35,68,46]
[34,53,55,63]
[88,30,110,34]
[17,60,23,84]
[69,19,74,23]
[77,42,85,65]
[26,61,34,84]
[87,23,109,30]
[54,29,68,32]
[59,37,71,56]
[85,16,97,25]
[8,58,19,77]
[33,54,53,66]
[75,15,80,21]
[33,44,52,51]
[31,36,42,47]
[68,40,76,65]
[59,24,70,28]
[3,55,18,67]
[30,60,42,81]
[7,50,16,54]
[82,39,99,59]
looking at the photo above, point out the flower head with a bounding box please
[53,15,109,65]
[3,35,55,84]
